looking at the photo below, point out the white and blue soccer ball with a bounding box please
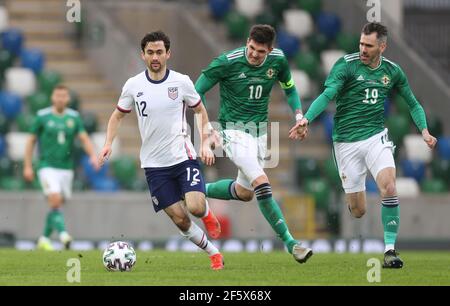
[102,241,136,272]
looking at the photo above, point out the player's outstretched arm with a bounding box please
[289,91,332,140]
[23,135,37,182]
[99,109,127,166]
[192,102,215,166]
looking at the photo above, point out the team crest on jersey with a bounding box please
[381,75,390,86]
[168,87,178,100]
[266,68,275,79]
[66,118,75,129]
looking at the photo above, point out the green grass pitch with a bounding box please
[0,250,449,286]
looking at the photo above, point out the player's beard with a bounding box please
[149,61,162,73]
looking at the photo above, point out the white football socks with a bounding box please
[180,222,219,256]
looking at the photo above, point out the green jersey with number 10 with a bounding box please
[200,47,294,130]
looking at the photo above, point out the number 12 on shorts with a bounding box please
[186,167,200,186]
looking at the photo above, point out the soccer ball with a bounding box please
[102,241,136,272]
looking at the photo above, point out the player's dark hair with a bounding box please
[249,24,276,48]
[53,84,69,92]
[362,22,388,43]
[141,31,171,52]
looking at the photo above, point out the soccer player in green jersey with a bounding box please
[195,24,313,264]
[294,23,437,268]
[23,85,99,251]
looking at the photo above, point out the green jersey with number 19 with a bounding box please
[200,47,294,131]
[325,53,415,142]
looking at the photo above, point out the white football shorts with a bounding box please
[222,129,267,190]
[333,128,395,193]
[38,167,74,199]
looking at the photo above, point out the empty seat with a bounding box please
[404,134,432,163]
[437,136,450,160]
[111,155,138,188]
[421,178,448,193]
[386,114,410,146]
[276,30,300,58]
[284,9,313,39]
[304,178,330,210]
[291,69,312,99]
[235,0,264,18]
[317,12,341,40]
[38,70,63,96]
[336,32,360,54]
[208,0,231,20]
[0,113,9,134]
[297,0,322,15]
[5,67,36,97]
[431,158,450,184]
[225,11,250,41]
[6,132,29,161]
[296,157,320,184]
[21,48,45,75]
[27,91,51,114]
[401,159,426,183]
[0,91,22,120]
[16,112,35,133]
[307,33,329,54]
[0,135,6,158]
[295,51,320,79]
[321,49,345,75]
[1,28,23,56]
[81,112,98,134]
[0,156,13,177]
[320,111,334,143]
[395,177,420,198]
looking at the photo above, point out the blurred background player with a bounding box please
[295,22,437,268]
[195,24,313,264]
[98,31,223,270]
[23,85,99,251]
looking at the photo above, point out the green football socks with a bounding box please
[381,196,400,252]
[255,183,297,253]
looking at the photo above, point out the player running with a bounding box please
[23,85,99,251]
[99,31,223,270]
[195,24,313,264]
[294,22,437,268]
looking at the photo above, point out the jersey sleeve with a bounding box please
[200,54,229,85]
[75,114,86,134]
[30,115,42,135]
[277,55,295,90]
[394,65,428,131]
[323,57,349,100]
[117,78,134,113]
[183,75,202,108]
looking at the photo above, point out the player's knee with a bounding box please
[352,208,366,218]
[48,194,63,208]
[382,182,396,197]
[189,204,205,218]
[174,216,191,232]
[237,189,254,202]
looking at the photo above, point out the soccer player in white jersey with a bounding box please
[99,31,223,270]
